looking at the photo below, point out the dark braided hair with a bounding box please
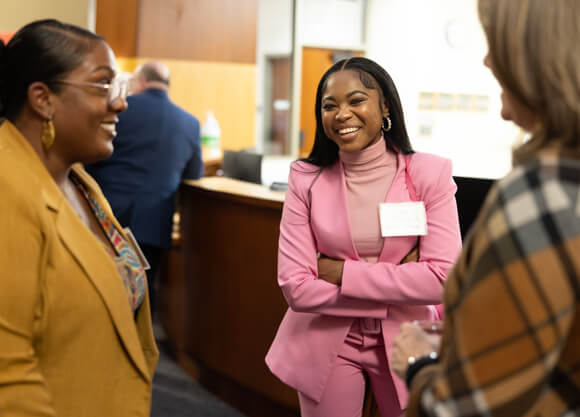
[0,19,103,120]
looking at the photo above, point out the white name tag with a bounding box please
[379,202,427,237]
[123,228,151,270]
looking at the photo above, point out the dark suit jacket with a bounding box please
[86,89,203,249]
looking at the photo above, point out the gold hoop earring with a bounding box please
[382,116,392,132]
[42,118,55,150]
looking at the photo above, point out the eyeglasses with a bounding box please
[54,77,130,104]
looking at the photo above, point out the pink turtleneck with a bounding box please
[340,135,397,343]
[339,136,397,263]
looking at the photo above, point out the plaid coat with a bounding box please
[407,154,580,416]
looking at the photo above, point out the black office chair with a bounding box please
[221,150,263,184]
[453,176,494,239]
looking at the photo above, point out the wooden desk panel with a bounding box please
[176,177,298,416]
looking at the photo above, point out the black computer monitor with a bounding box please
[222,150,263,184]
[453,176,494,239]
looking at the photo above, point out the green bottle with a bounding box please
[201,110,221,149]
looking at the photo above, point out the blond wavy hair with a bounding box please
[478,0,580,165]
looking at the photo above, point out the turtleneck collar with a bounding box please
[339,135,396,172]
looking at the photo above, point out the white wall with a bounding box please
[258,0,294,55]
[297,0,365,48]
[256,0,367,157]
[256,0,517,178]
[255,0,294,153]
[289,0,368,157]
[366,0,519,178]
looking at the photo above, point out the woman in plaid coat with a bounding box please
[392,0,580,416]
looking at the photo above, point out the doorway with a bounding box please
[265,56,291,155]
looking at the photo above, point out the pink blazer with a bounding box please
[265,152,462,407]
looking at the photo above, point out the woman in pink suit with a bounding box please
[266,57,462,417]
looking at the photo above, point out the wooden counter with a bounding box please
[162,177,299,417]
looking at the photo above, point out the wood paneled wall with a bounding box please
[98,1,258,151]
[117,57,256,151]
[97,0,257,64]
[0,0,91,31]
[137,0,257,64]
[96,0,140,57]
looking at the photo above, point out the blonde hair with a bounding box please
[478,0,580,164]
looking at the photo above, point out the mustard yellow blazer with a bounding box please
[0,120,158,417]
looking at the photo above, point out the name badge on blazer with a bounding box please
[379,202,427,237]
[123,228,151,270]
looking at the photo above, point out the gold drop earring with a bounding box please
[41,117,55,150]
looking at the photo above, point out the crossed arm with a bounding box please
[278,163,461,317]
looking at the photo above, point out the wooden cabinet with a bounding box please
[162,177,299,417]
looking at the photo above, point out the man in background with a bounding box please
[86,61,204,317]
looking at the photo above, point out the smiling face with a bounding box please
[51,40,127,164]
[321,69,387,153]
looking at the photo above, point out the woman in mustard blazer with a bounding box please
[0,20,158,416]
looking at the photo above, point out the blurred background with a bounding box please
[2,0,520,183]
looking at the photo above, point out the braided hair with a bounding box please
[0,19,103,120]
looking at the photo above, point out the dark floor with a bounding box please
[151,329,248,417]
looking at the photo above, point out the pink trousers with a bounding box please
[298,339,404,417]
